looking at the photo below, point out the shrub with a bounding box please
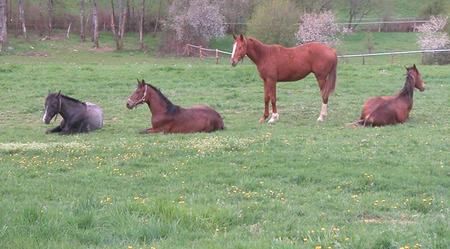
[165,0,225,46]
[247,0,299,47]
[417,16,450,64]
[296,11,340,46]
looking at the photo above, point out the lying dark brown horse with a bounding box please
[230,34,338,123]
[347,65,425,127]
[126,79,225,134]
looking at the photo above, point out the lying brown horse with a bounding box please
[126,79,225,134]
[230,34,338,123]
[347,65,425,127]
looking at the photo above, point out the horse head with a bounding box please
[405,64,425,92]
[126,79,148,109]
[42,91,61,124]
[230,34,247,67]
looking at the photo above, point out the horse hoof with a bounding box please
[268,113,279,124]
[317,116,324,122]
[258,118,266,123]
[139,130,149,134]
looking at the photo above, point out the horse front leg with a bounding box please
[259,84,270,123]
[46,125,62,134]
[139,127,163,134]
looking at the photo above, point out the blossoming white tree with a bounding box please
[296,11,340,46]
[416,15,449,50]
[166,0,225,46]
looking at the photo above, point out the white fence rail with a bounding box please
[184,44,450,65]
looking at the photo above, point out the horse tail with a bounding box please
[345,118,364,127]
[322,56,338,99]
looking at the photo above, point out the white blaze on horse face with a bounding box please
[231,42,237,60]
[42,105,48,123]
[268,113,279,124]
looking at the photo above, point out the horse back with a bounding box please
[262,42,337,82]
[84,102,103,130]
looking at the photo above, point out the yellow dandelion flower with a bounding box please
[345,237,349,241]
[321,227,326,231]
[133,196,140,200]
[315,246,322,249]
[127,246,133,249]
[302,238,308,242]
[215,228,219,232]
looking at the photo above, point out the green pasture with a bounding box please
[0,32,449,249]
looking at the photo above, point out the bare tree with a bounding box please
[118,0,123,38]
[347,0,373,30]
[153,0,162,36]
[110,0,121,49]
[139,0,145,50]
[47,0,53,37]
[80,0,86,41]
[18,0,27,40]
[0,0,6,52]
[93,0,99,48]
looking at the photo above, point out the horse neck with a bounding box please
[246,39,269,65]
[398,74,415,99]
[59,96,85,120]
[145,84,169,115]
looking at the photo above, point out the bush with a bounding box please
[247,0,299,47]
[165,0,225,46]
[296,11,340,46]
[417,16,450,65]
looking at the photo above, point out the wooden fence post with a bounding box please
[390,54,394,64]
[199,46,202,60]
[362,56,365,65]
[216,49,219,64]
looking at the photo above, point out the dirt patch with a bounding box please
[90,47,114,53]
[20,52,52,57]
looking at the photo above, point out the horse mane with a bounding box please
[399,70,415,97]
[61,94,85,105]
[146,83,179,114]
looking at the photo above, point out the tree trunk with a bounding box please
[139,0,145,50]
[118,0,123,38]
[80,0,85,41]
[93,0,99,48]
[110,0,120,50]
[18,0,27,40]
[153,0,162,36]
[0,0,7,52]
[47,0,53,37]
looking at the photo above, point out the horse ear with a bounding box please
[413,64,417,69]
[57,90,61,96]
[137,78,141,84]
[239,34,244,41]
[141,79,146,84]
[232,34,237,40]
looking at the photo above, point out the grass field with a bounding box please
[0,32,449,249]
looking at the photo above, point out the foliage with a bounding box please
[296,11,340,46]
[213,0,260,34]
[418,0,450,19]
[416,16,449,50]
[247,0,299,47]
[165,0,225,46]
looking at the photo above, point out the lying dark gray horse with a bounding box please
[42,91,103,135]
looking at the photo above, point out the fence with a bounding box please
[184,44,450,65]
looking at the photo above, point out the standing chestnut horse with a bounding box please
[126,79,225,134]
[230,34,338,123]
[346,65,425,127]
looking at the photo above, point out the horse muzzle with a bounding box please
[231,61,238,67]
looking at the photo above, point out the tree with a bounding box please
[93,0,99,48]
[139,0,145,50]
[213,0,259,34]
[80,0,86,42]
[296,11,340,46]
[0,0,6,52]
[247,0,299,47]
[419,0,450,19]
[47,0,53,37]
[346,0,374,30]
[166,0,225,46]
[18,0,27,40]
[417,16,449,50]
